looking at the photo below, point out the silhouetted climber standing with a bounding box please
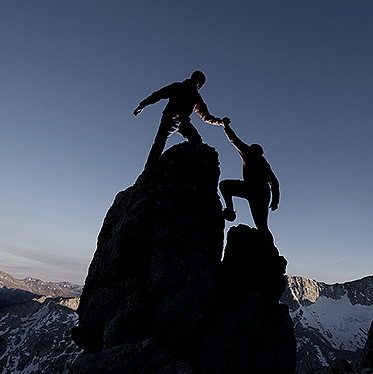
[219,117,280,242]
[133,71,224,167]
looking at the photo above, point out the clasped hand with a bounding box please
[133,106,144,116]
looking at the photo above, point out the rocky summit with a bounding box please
[70,142,296,374]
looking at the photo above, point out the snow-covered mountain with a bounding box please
[0,270,83,374]
[1,269,372,374]
[0,296,82,374]
[281,275,373,374]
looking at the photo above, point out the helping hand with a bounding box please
[222,117,231,127]
[133,106,144,116]
[270,203,278,211]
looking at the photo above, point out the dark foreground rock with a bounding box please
[68,339,193,374]
[70,142,295,373]
[202,224,295,374]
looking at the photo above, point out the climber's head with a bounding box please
[190,70,206,90]
[250,144,264,156]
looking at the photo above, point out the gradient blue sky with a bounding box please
[1,1,372,284]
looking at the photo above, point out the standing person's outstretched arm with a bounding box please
[133,83,176,116]
[194,96,222,126]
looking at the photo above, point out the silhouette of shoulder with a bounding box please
[140,80,202,109]
[141,82,181,106]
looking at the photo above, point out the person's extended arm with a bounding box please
[194,96,222,125]
[222,117,249,156]
[133,83,175,116]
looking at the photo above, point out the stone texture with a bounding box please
[68,339,193,374]
[201,224,295,374]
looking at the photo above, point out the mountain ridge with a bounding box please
[283,275,373,307]
[281,275,373,373]
[0,269,83,311]
[0,268,372,373]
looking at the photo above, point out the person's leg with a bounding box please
[248,186,273,241]
[145,116,178,167]
[178,119,202,143]
[219,180,249,221]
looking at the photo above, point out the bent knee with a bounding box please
[219,180,228,191]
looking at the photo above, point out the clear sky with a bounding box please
[1,1,372,284]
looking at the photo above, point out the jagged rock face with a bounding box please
[220,224,288,303]
[282,276,321,309]
[71,142,295,373]
[202,224,296,374]
[68,339,193,374]
[73,142,225,354]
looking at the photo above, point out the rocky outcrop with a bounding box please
[70,142,295,373]
[201,224,295,374]
[72,142,224,357]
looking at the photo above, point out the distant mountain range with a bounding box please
[0,270,83,373]
[0,270,82,310]
[0,270,371,374]
[281,275,373,373]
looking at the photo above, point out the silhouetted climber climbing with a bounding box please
[219,117,279,242]
[133,70,224,167]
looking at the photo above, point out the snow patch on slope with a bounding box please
[291,294,372,351]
